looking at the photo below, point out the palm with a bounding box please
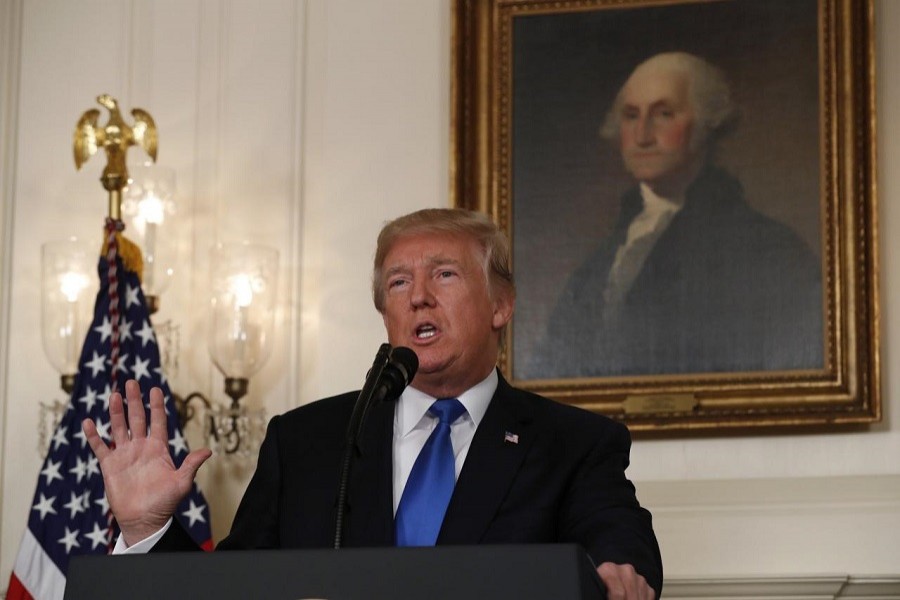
[101,431,181,525]
[83,380,211,546]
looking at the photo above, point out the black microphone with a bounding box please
[355,343,392,414]
[372,346,418,403]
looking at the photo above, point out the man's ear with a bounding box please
[491,291,515,331]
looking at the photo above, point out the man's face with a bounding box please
[379,232,513,399]
[618,67,704,194]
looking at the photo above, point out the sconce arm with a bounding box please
[173,377,251,456]
[173,391,212,430]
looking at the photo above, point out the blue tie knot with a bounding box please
[430,398,466,425]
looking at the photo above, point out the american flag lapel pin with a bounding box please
[504,431,519,444]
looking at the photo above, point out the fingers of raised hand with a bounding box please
[82,418,110,460]
[107,380,164,446]
[125,379,148,439]
[178,448,213,487]
[148,386,169,442]
[596,563,655,600]
[108,390,130,447]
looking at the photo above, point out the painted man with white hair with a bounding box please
[531,52,823,378]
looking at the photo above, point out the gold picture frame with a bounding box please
[451,0,879,433]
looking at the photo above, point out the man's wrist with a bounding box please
[113,518,174,554]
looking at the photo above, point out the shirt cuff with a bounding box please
[112,518,174,554]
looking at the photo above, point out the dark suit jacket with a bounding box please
[155,372,663,596]
[527,166,823,378]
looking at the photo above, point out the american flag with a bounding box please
[7,246,212,600]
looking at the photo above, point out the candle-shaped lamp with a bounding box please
[41,239,97,393]
[121,163,176,313]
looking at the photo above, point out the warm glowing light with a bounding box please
[59,271,90,303]
[230,274,255,308]
[137,193,166,225]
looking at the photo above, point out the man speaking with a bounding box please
[84,208,662,599]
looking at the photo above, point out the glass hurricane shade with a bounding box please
[207,243,279,380]
[41,239,97,377]
[121,163,177,299]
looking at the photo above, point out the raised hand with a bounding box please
[82,379,212,547]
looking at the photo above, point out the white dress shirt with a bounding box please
[392,368,496,514]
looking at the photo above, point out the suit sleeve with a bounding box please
[149,518,202,552]
[560,420,663,597]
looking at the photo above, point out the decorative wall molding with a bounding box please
[0,0,24,579]
[637,475,900,576]
[639,475,900,512]
[664,575,900,599]
[286,0,308,412]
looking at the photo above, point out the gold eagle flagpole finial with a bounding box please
[73,93,158,219]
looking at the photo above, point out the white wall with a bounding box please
[0,0,897,591]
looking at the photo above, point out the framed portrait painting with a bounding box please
[451,0,879,433]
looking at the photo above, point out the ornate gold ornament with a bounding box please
[73,94,158,219]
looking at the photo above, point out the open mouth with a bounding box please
[415,324,438,339]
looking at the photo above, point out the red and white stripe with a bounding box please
[7,528,66,600]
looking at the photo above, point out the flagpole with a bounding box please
[108,188,122,220]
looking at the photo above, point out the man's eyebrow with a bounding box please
[425,255,462,269]
[384,255,462,277]
[384,264,410,279]
[622,97,679,111]
[649,98,678,109]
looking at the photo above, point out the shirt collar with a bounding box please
[639,181,685,212]
[396,369,498,437]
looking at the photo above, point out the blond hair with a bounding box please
[372,208,515,313]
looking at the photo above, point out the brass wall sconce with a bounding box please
[41,167,278,460]
[174,242,278,458]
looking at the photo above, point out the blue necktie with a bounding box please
[395,398,466,546]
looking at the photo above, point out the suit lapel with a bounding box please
[437,375,536,544]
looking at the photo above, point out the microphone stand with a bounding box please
[333,343,391,549]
